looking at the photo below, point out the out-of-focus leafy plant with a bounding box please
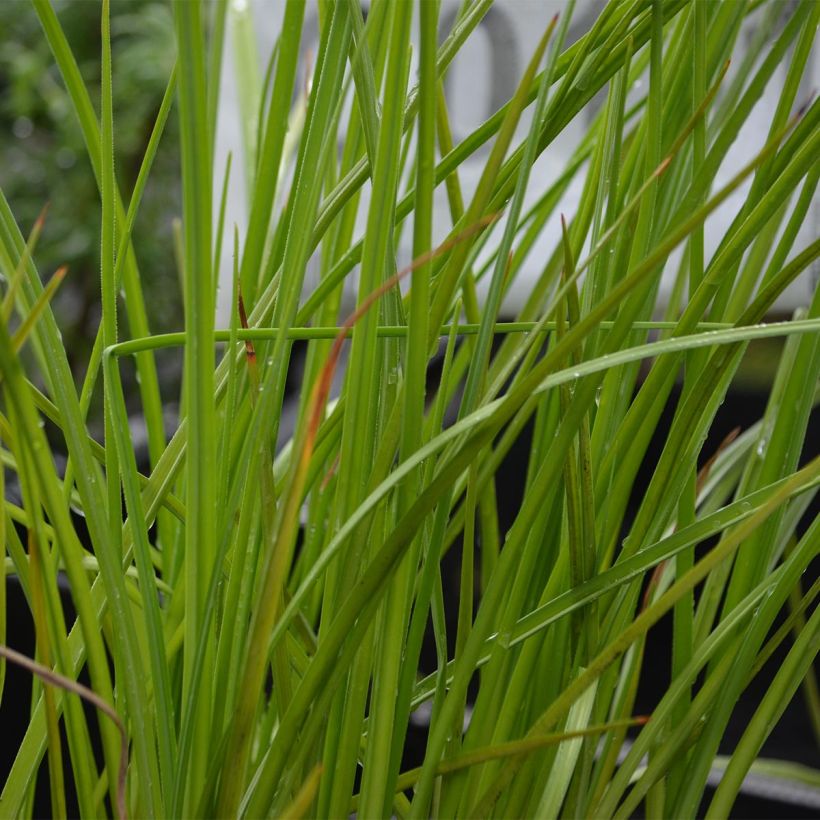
[0,0,178,381]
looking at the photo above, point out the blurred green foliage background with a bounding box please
[0,0,181,379]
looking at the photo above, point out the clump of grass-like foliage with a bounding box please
[1,0,818,817]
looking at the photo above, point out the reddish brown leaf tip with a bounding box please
[237,289,250,330]
[237,287,257,362]
[34,202,51,231]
